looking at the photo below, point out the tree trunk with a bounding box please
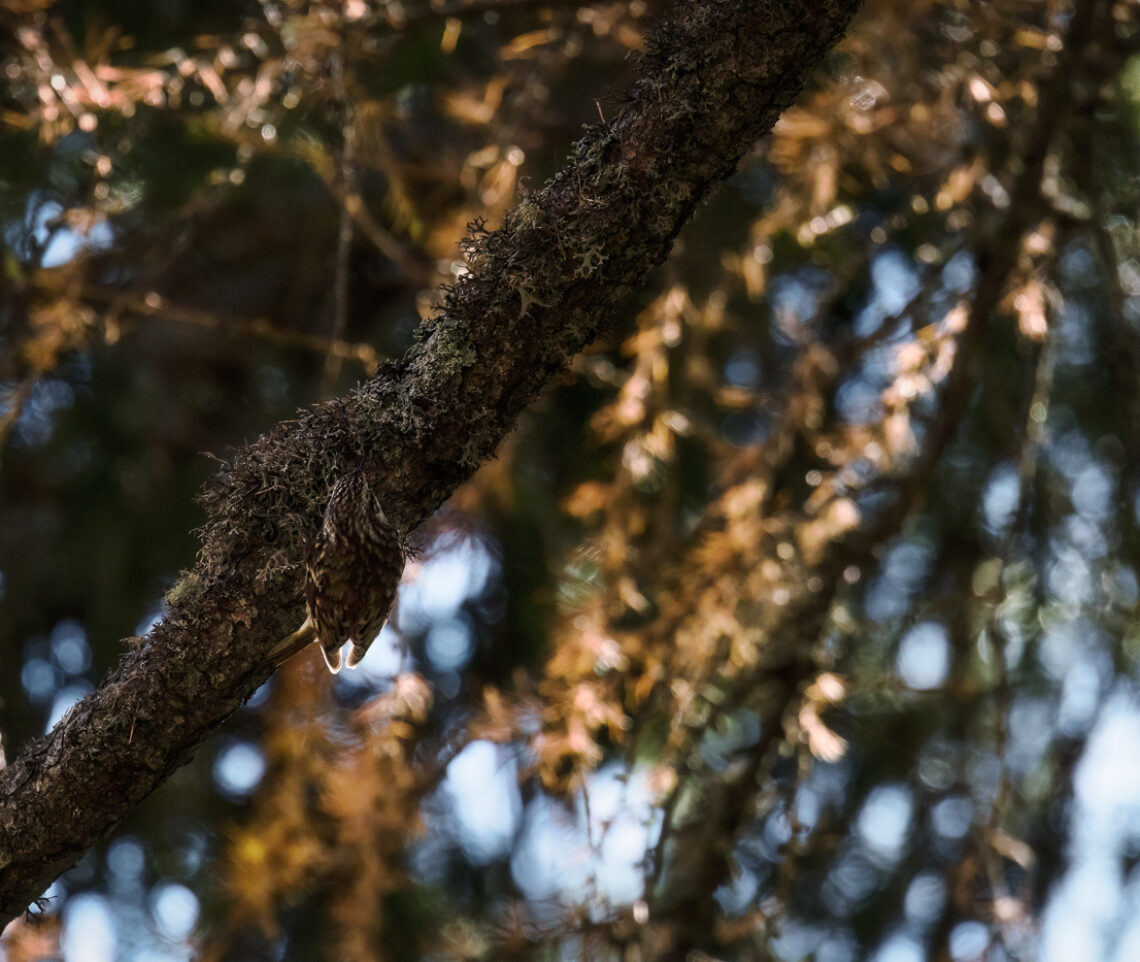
[0,0,863,927]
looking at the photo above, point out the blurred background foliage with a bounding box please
[3,0,1140,959]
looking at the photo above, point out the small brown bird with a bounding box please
[283,472,405,673]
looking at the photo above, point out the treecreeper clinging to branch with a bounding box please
[278,471,406,672]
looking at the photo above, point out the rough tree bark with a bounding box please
[0,0,863,927]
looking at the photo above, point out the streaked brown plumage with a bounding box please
[297,472,405,673]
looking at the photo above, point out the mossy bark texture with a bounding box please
[0,0,862,926]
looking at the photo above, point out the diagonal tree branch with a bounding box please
[0,0,863,927]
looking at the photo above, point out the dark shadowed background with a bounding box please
[3,0,1140,959]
